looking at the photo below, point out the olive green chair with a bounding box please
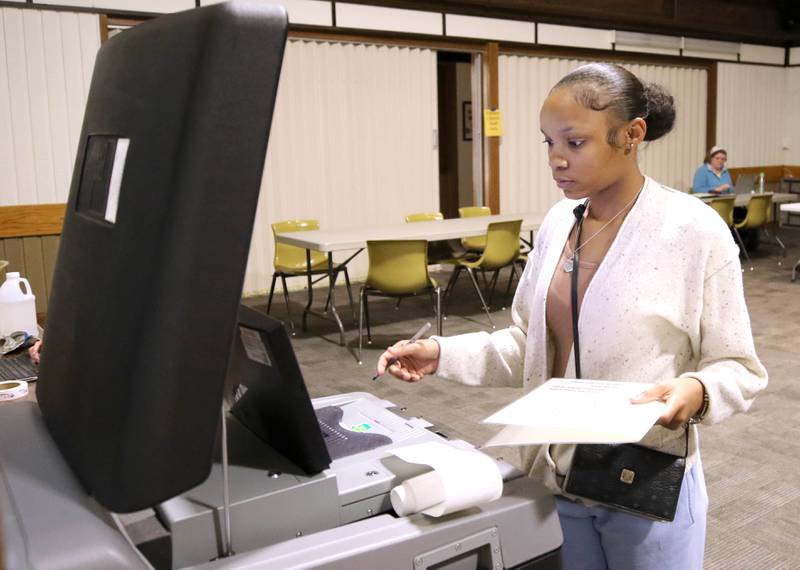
[404,211,467,266]
[458,206,491,253]
[358,239,442,364]
[443,219,522,328]
[733,194,785,270]
[404,212,444,223]
[708,196,752,269]
[268,220,354,326]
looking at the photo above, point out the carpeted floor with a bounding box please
[246,228,800,570]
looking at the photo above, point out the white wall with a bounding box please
[783,67,800,166]
[0,7,100,205]
[498,56,707,218]
[243,40,439,295]
[716,63,786,167]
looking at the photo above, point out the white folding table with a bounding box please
[780,202,800,281]
[274,213,544,346]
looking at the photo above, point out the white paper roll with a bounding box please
[390,470,445,516]
[388,441,503,517]
[0,380,28,401]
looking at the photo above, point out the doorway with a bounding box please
[437,51,478,219]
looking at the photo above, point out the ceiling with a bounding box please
[343,0,800,47]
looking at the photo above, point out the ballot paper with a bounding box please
[388,441,503,517]
[482,378,667,447]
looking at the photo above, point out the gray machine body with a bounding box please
[0,393,563,569]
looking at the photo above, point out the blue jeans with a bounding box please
[555,459,708,570]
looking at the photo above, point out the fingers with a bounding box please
[657,393,691,430]
[29,340,42,365]
[375,339,438,382]
[634,379,701,430]
[630,383,669,404]
[631,381,685,430]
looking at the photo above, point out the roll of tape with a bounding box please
[0,380,29,401]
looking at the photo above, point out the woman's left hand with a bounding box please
[630,378,705,430]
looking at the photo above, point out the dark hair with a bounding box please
[552,62,676,146]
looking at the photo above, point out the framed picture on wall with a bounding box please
[463,101,472,141]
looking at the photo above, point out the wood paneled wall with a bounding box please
[728,165,800,184]
[0,235,61,315]
[0,203,64,315]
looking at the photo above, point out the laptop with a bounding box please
[732,173,756,194]
[0,353,38,382]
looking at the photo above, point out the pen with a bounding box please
[372,322,432,381]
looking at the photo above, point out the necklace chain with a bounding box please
[564,189,642,272]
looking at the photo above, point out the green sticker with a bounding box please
[350,422,372,432]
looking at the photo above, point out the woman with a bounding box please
[692,146,733,194]
[376,63,766,569]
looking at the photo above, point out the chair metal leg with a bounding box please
[358,287,366,365]
[323,270,339,312]
[435,286,442,336]
[487,269,500,307]
[732,227,753,271]
[466,267,495,328]
[343,267,356,323]
[280,275,295,334]
[280,275,291,314]
[774,233,786,266]
[266,273,278,314]
[363,291,372,344]
[762,226,787,266]
[505,264,517,297]
[793,260,799,282]
[442,265,463,319]
[444,266,462,302]
[395,298,402,310]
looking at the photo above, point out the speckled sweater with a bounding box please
[433,176,768,495]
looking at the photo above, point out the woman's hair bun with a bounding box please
[642,82,675,142]
[553,63,677,145]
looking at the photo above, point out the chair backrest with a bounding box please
[458,206,491,218]
[405,212,444,223]
[0,260,7,283]
[737,194,772,230]
[458,207,491,250]
[708,196,735,226]
[478,220,522,270]
[366,240,431,295]
[271,219,326,268]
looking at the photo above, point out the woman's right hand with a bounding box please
[376,338,441,382]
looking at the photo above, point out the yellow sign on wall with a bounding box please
[483,109,503,137]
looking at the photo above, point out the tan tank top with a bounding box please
[546,239,599,378]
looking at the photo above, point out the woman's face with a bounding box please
[539,86,631,201]
[709,152,727,171]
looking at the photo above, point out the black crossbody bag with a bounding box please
[561,201,687,522]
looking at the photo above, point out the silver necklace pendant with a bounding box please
[563,258,574,273]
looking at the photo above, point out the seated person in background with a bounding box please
[692,146,733,194]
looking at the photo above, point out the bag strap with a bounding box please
[568,200,689,458]
[570,202,587,379]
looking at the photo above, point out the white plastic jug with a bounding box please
[0,272,38,337]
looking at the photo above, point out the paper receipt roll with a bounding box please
[0,380,29,401]
[389,441,502,517]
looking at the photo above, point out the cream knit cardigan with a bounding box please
[434,176,768,495]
